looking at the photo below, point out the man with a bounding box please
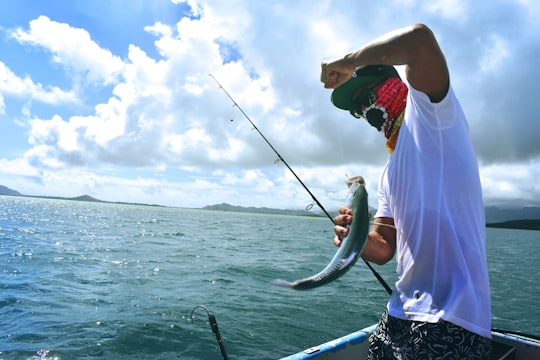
[321,24,491,359]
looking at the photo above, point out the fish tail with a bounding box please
[271,279,294,288]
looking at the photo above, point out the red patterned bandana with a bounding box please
[350,77,408,153]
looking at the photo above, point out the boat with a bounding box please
[280,324,540,360]
[194,305,540,359]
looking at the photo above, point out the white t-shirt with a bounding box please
[375,85,492,338]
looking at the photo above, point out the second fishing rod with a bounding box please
[209,74,392,295]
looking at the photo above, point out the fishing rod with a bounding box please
[209,74,392,295]
[209,73,333,221]
[190,305,228,360]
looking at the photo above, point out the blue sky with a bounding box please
[1,0,539,210]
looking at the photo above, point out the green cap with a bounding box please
[331,65,400,110]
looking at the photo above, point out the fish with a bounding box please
[272,176,370,290]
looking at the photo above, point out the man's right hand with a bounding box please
[321,60,354,89]
[333,206,352,247]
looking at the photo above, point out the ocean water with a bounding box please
[0,195,538,359]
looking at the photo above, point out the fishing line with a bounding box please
[332,115,352,180]
[332,116,395,295]
[210,74,392,295]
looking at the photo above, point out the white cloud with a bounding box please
[480,160,540,206]
[0,61,77,104]
[1,0,539,209]
[426,0,468,20]
[11,16,124,86]
[480,34,510,73]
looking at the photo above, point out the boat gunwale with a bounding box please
[281,325,540,359]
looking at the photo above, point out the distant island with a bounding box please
[202,202,324,217]
[1,184,539,229]
[486,219,540,231]
[0,184,162,208]
[0,185,21,196]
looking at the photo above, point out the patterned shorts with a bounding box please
[368,310,492,360]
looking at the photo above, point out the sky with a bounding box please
[0,0,539,212]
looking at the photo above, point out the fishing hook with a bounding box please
[210,74,392,295]
[190,305,228,360]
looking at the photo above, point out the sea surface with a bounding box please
[1,195,539,359]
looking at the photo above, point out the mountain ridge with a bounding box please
[2,184,539,227]
[0,185,160,207]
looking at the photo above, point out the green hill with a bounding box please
[202,203,321,217]
[0,185,21,196]
[486,219,540,231]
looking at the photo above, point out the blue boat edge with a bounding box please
[491,328,540,359]
[280,324,376,359]
[280,324,540,360]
